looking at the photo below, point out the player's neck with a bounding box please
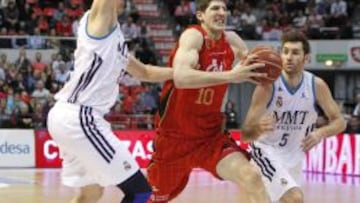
[201,25,222,40]
[281,71,303,89]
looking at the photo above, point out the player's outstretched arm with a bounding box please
[126,55,173,82]
[241,85,275,142]
[87,0,118,38]
[173,29,266,89]
[225,31,249,60]
[301,77,346,151]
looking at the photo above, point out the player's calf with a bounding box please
[117,170,152,203]
[72,184,104,203]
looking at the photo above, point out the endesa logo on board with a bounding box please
[0,130,35,167]
[35,130,62,168]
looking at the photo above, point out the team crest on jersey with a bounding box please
[280,178,288,186]
[123,161,132,171]
[206,59,224,72]
[276,96,283,107]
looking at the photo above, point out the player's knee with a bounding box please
[239,165,262,186]
[77,185,104,202]
[117,170,152,203]
[282,188,304,203]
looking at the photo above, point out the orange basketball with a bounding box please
[248,46,283,84]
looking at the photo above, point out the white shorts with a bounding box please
[250,143,302,202]
[47,102,139,187]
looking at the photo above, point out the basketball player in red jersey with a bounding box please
[147,0,271,202]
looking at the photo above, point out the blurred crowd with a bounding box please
[168,0,358,40]
[0,0,359,132]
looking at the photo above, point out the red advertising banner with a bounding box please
[35,130,360,176]
[35,130,62,168]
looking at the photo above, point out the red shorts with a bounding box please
[147,131,249,202]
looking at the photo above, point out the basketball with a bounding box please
[248,46,283,84]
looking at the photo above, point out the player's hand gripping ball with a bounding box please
[247,45,283,84]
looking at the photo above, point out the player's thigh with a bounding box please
[216,151,254,182]
[251,145,299,202]
[147,161,192,202]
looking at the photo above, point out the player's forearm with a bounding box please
[173,68,233,89]
[141,65,173,82]
[317,116,346,139]
[241,124,262,142]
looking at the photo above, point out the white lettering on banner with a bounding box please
[146,141,153,159]
[336,135,353,174]
[44,140,58,160]
[325,137,338,173]
[0,142,30,154]
[0,130,35,167]
[133,141,147,160]
[120,140,153,160]
[308,143,323,171]
[355,136,360,175]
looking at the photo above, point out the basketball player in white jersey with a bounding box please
[47,1,174,203]
[241,30,346,203]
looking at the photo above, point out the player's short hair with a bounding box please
[281,29,310,54]
[195,0,225,12]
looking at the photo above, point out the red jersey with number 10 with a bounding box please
[156,25,235,138]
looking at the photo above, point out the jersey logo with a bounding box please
[123,161,132,171]
[206,59,224,72]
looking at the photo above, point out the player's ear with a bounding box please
[196,11,203,23]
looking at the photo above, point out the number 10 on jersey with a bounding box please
[195,88,215,105]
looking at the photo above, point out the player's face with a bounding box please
[197,1,227,33]
[116,0,125,15]
[281,42,309,75]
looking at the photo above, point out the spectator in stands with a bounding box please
[307,8,325,39]
[174,0,191,27]
[241,7,257,39]
[56,15,73,36]
[31,80,50,105]
[11,28,29,48]
[16,102,33,128]
[0,6,5,27]
[46,28,60,48]
[135,42,157,65]
[55,62,69,84]
[28,27,46,49]
[330,0,347,27]
[227,8,241,30]
[225,100,238,129]
[353,93,360,117]
[345,115,360,133]
[51,53,65,71]
[3,0,19,29]
[37,14,49,34]
[32,52,47,74]
[121,16,139,41]
[15,48,31,75]
[71,15,80,37]
[292,9,307,32]
[53,2,66,22]
[139,84,157,114]
[0,27,12,48]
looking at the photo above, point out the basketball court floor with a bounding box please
[0,168,359,203]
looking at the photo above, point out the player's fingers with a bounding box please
[242,54,258,65]
[246,63,265,71]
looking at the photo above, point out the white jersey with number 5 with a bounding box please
[253,71,318,168]
[55,11,128,115]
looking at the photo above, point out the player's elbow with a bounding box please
[173,71,188,88]
[338,117,347,133]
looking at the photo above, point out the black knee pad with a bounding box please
[117,170,152,203]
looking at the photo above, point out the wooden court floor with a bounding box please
[0,169,360,203]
